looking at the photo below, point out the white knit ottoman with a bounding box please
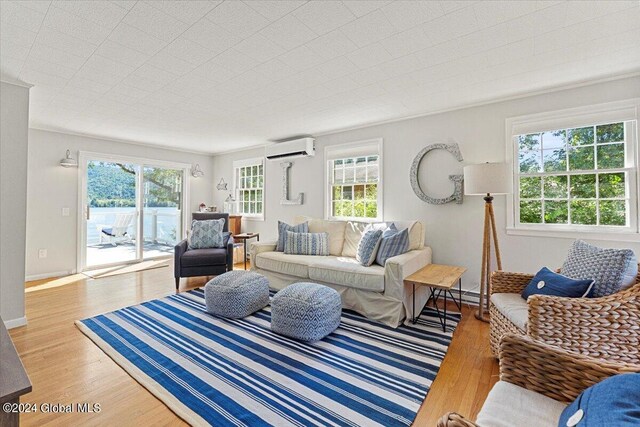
[271,282,342,342]
[204,270,269,318]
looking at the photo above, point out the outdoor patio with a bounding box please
[86,242,174,268]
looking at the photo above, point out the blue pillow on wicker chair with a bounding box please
[558,373,640,427]
[521,267,594,300]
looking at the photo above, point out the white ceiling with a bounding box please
[1,1,639,154]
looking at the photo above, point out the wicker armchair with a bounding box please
[489,265,640,358]
[437,334,640,427]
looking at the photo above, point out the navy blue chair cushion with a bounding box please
[558,373,640,427]
[521,267,594,300]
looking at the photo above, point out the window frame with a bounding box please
[506,99,639,242]
[233,157,265,220]
[324,138,384,222]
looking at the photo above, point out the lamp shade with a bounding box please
[463,162,511,195]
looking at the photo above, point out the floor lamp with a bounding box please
[463,163,511,322]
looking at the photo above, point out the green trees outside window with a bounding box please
[236,163,264,215]
[517,122,629,227]
[331,155,379,219]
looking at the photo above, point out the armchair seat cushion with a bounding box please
[476,381,566,427]
[181,248,228,267]
[491,293,528,331]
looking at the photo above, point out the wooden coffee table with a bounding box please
[404,264,466,331]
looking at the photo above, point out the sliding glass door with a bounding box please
[142,166,183,259]
[85,160,138,267]
[79,154,187,270]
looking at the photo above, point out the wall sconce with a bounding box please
[191,164,204,178]
[60,149,78,168]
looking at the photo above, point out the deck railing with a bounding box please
[87,208,181,246]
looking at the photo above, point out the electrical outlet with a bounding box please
[62,207,70,217]
[38,249,47,259]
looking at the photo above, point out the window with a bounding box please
[326,139,383,221]
[233,158,264,219]
[507,102,638,239]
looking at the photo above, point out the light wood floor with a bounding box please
[11,263,498,426]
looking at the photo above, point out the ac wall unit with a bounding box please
[265,137,315,160]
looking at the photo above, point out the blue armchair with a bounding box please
[174,213,234,289]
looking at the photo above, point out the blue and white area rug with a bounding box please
[76,289,460,427]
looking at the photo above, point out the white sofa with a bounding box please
[250,216,432,327]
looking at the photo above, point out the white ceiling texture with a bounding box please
[1,1,639,154]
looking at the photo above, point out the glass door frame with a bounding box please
[77,151,191,272]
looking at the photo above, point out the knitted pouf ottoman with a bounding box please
[204,270,269,318]
[271,282,342,342]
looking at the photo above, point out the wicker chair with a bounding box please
[489,265,640,358]
[437,334,640,427]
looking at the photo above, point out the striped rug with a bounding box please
[76,289,460,427]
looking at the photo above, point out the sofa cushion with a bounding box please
[296,216,346,256]
[309,257,385,292]
[341,221,368,257]
[181,248,228,267]
[341,220,424,257]
[393,220,424,251]
[490,293,528,331]
[476,381,566,427]
[254,252,314,278]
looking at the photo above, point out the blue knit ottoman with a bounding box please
[204,270,269,318]
[271,283,342,342]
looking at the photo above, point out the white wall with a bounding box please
[25,129,215,278]
[1,81,30,327]
[212,76,640,293]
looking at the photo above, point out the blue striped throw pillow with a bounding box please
[284,231,330,256]
[276,221,309,252]
[356,229,383,266]
[375,225,410,266]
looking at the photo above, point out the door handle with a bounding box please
[86,205,90,220]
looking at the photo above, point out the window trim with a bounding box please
[324,138,384,222]
[505,99,640,241]
[232,157,265,221]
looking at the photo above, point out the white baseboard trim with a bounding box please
[25,270,74,282]
[4,316,27,329]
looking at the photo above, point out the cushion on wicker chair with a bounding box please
[558,373,640,427]
[476,381,566,427]
[490,293,528,331]
[271,282,342,342]
[521,267,595,300]
[562,240,637,297]
[204,270,269,318]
